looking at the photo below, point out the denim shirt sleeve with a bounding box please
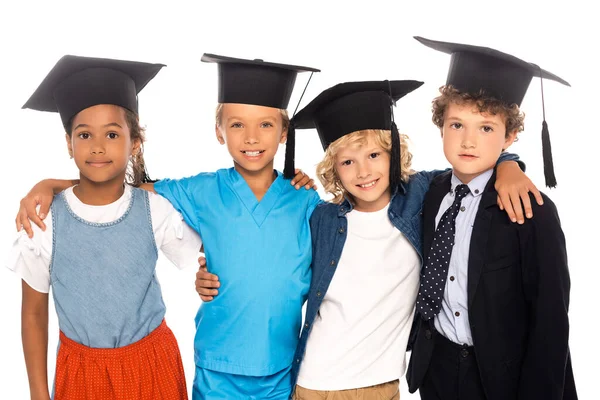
[414,168,451,188]
[309,203,324,250]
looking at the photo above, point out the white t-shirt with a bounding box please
[297,203,420,391]
[7,185,203,293]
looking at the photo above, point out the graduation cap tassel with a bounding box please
[539,68,557,188]
[390,121,402,189]
[541,120,557,188]
[284,72,314,179]
[386,80,401,189]
[283,122,296,179]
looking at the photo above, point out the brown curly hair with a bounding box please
[432,85,525,137]
[316,129,414,204]
[67,108,151,187]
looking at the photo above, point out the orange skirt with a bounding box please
[54,320,188,400]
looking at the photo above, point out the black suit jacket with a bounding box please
[406,170,577,400]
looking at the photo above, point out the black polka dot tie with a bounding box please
[417,184,470,320]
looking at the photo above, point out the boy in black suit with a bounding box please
[407,37,577,400]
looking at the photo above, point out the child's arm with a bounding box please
[16,179,159,237]
[418,152,542,224]
[138,182,156,193]
[145,169,315,194]
[17,169,314,238]
[21,281,50,400]
[518,195,571,399]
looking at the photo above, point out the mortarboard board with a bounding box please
[414,36,571,187]
[292,80,424,189]
[201,53,320,179]
[22,55,165,129]
[201,53,319,109]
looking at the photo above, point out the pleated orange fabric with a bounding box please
[54,320,187,400]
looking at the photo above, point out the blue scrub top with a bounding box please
[155,168,320,376]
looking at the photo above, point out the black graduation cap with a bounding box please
[201,53,320,179]
[22,55,165,128]
[414,36,571,188]
[201,53,319,109]
[292,80,424,189]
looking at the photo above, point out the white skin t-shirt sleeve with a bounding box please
[148,191,203,270]
[6,210,53,293]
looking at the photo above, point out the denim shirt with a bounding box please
[290,153,521,391]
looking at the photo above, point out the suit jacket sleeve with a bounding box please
[518,195,571,400]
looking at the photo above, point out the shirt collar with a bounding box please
[450,169,493,198]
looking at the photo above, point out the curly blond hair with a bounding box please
[432,85,525,137]
[316,129,414,204]
[215,103,290,130]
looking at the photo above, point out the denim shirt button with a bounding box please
[330,260,336,266]
[338,228,344,234]
[304,323,309,328]
[316,291,322,297]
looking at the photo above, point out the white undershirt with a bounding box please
[297,203,420,390]
[6,185,203,293]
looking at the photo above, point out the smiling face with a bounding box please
[66,104,139,186]
[442,101,517,184]
[215,103,288,178]
[334,132,392,212]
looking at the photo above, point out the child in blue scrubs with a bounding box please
[152,54,321,399]
[15,54,320,400]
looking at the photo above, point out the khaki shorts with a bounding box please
[293,380,400,400]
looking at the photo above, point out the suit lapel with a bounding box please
[467,173,499,308]
[423,171,453,265]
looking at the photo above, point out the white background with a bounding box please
[0,0,597,398]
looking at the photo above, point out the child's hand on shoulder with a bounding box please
[16,180,57,237]
[495,162,544,224]
[291,168,317,191]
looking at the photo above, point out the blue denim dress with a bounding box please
[50,187,166,348]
